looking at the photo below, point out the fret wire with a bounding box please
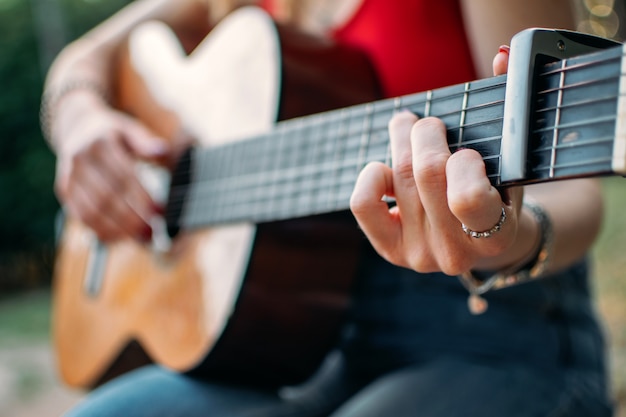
[387,97,403,167]
[356,103,373,174]
[314,112,332,213]
[330,108,349,209]
[550,59,567,178]
[315,113,331,211]
[424,90,432,117]
[302,113,327,211]
[258,134,276,218]
[458,82,470,147]
[267,122,289,218]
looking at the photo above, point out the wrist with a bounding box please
[41,79,111,151]
[472,199,541,273]
[459,199,554,314]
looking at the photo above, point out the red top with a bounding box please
[260,0,477,98]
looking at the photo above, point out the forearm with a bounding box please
[43,0,210,151]
[460,0,576,78]
[473,179,603,276]
[525,179,603,272]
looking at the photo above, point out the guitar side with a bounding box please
[52,7,381,388]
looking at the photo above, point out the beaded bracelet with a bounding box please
[458,198,553,315]
[39,79,110,148]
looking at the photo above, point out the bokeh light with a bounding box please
[578,0,623,39]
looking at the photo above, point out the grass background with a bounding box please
[0,176,625,415]
[593,176,626,414]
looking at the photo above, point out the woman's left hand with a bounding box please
[350,110,524,275]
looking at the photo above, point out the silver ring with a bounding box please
[462,207,507,238]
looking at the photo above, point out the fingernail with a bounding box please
[499,45,510,55]
[139,225,153,243]
[153,144,170,156]
[153,204,166,215]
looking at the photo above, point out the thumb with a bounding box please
[492,45,510,76]
[120,115,173,163]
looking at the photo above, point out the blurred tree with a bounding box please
[0,0,132,293]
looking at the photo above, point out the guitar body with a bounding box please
[52,7,380,389]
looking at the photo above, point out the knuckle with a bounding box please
[394,150,415,182]
[405,246,434,273]
[412,153,447,183]
[448,183,487,214]
[349,193,368,217]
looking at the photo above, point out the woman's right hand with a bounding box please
[53,92,174,243]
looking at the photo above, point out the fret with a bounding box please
[295,120,315,217]
[458,82,470,147]
[431,83,466,132]
[337,106,367,204]
[550,60,567,179]
[614,46,626,173]
[261,122,288,222]
[318,111,341,212]
[386,97,402,166]
[261,134,278,219]
[368,98,396,165]
[356,103,373,175]
[424,90,432,117]
[328,108,349,210]
[400,90,427,117]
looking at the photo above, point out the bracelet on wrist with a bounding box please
[458,198,553,315]
[39,79,110,148]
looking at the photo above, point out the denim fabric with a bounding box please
[63,251,614,417]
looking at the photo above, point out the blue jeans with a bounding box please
[64,351,611,416]
[64,254,614,416]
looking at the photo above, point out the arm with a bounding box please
[45,0,212,242]
[459,0,577,79]
[350,1,603,279]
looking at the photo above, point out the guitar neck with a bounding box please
[168,43,626,230]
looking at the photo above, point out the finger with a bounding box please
[388,111,423,228]
[409,117,455,229]
[350,162,403,263]
[67,179,139,241]
[492,45,509,76]
[119,114,172,163]
[446,149,512,251]
[76,158,152,241]
[97,133,161,216]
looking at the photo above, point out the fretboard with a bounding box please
[167,44,625,230]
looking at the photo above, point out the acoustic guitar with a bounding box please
[52,6,626,389]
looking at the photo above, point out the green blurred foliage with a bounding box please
[0,0,132,292]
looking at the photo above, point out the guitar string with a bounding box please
[161,51,624,225]
[167,94,621,225]
[167,86,618,207]
[165,61,619,195]
[168,54,623,190]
